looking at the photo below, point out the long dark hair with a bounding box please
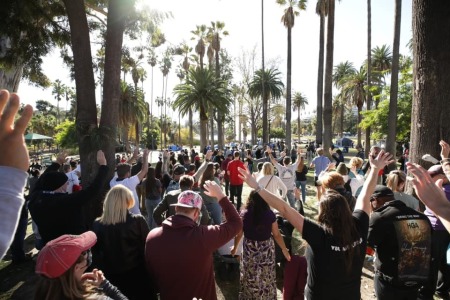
[155,161,162,180]
[317,190,361,274]
[245,191,270,225]
[145,167,157,195]
[200,163,215,189]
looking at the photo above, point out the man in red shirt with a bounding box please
[227,151,246,211]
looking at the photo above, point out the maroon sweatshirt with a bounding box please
[145,196,242,300]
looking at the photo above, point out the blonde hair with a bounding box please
[386,170,406,192]
[262,162,274,175]
[98,185,134,225]
[349,157,363,169]
[321,171,345,190]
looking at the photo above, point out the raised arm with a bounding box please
[407,161,450,233]
[0,90,33,259]
[354,150,393,215]
[193,150,213,182]
[137,149,149,181]
[238,167,305,234]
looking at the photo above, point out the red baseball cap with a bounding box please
[36,231,97,278]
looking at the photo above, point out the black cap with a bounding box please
[371,185,394,200]
[173,165,186,175]
[41,171,68,191]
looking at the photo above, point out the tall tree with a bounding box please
[342,67,367,148]
[277,0,307,151]
[315,0,328,145]
[333,61,356,137]
[386,0,402,162]
[292,92,309,141]
[209,21,229,149]
[52,79,66,125]
[191,25,208,71]
[248,68,285,142]
[365,0,372,157]
[410,1,450,168]
[261,0,267,144]
[323,0,335,155]
[173,67,231,149]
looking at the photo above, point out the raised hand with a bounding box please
[0,90,33,172]
[440,140,450,160]
[56,151,68,165]
[96,150,107,166]
[205,150,213,161]
[369,150,394,170]
[143,148,149,162]
[81,268,105,287]
[238,167,258,189]
[203,180,226,199]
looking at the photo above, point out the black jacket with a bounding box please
[92,213,149,274]
[28,165,109,245]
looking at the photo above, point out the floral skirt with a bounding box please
[239,237,276,300]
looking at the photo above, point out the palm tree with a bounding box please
[315,0,328,145]
[323,0,336,154]
[248,68,284,143]
[342,67,367,148]
[52,79,66,125]
[173,67,231,149]
[174,42,194,147]
[191,25,208,71]
[119,81,147,151]
[333,61,356,136]
[209,21,229,149]
[277,0,307,150]
[292,92,308,141]
[386,0,402,162]
[365,0,372,157]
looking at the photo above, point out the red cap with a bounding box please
[35,231,97,278]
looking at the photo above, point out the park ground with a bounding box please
[0,146,414,300]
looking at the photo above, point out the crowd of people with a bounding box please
[2,88,450,299]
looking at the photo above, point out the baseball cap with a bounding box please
[194,155,201,161]
[170,190,203,210]
[371,185,394,200]
[173,165,186,175]
[428,164,444,177]
[35,231,97,278]
[40,171,68,191]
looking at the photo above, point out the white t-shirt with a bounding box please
[256,174,287,198]
[66,171,80,194]
[110,175,141,215]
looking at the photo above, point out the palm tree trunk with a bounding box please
[340,104,344,136]
[210,108,214,147]
[365,0,372,155]
[286,26,292,150]
[0,64,23,92]
[298,109,301,141]
[386,0,402,159]
[261,0,267,144]
[357,105,362,147]
[316,14,325,145]
[188,108,193,147]
[323,0,335,155]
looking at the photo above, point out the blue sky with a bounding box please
[18,0,412,120]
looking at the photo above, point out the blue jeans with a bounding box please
[295,180,307,203]
[145,198,161,229]
[206,202,222,225]
[286,190,296,209]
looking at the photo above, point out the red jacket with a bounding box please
[145,197,242,300]
[221,158,232,180]
[227,159,245,185]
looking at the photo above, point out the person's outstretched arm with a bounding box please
[193,150,213,182]
[0,90,33,259]
[137,149,149,181]
[354,151,393,216]
[407,161,450,233]
[238,166,305,234]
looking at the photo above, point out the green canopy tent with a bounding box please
[24,133,54,153]
[24,133,53,141]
